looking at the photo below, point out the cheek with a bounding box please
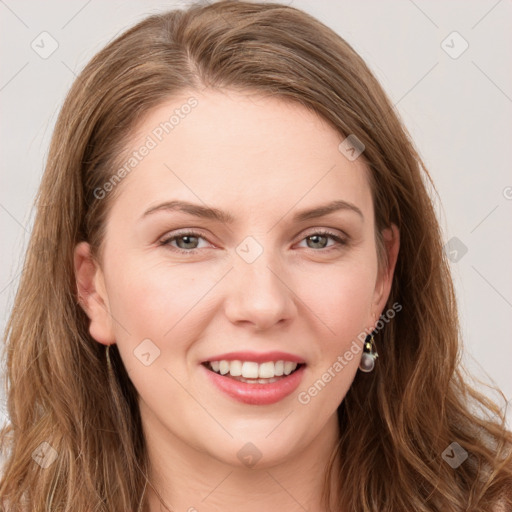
[105,260,216,392]
[104,258,200,336]
[299,258,377,337]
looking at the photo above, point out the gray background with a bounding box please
[1,0,511,450]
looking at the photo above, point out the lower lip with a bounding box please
[201,364,306,405]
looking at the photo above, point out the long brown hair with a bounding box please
[1,1,511,510]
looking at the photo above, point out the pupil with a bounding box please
[309,235,327,249]
[178,235,198,249]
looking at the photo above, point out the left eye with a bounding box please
[298,231,347,250]
[159,230,347,254]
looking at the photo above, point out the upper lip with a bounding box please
[202,351,306,364]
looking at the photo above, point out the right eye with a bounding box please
[159,230,212,255]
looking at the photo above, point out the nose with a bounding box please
[223,249,296,331]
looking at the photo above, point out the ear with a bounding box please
[371,223,400,322]
[74,241,116,346]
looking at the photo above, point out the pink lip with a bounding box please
[201,363,306,405]
[202,351,306,364]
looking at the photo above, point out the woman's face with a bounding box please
[75,89,398,470]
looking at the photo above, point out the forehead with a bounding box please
[108,89,373,224]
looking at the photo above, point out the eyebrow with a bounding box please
[141,199,364,223]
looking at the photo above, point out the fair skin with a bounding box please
[74,89,399,512]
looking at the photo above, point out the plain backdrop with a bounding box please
[1,0,511,452]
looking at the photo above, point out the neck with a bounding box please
[141,406,342,512]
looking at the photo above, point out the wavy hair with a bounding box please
[1,1,511,510]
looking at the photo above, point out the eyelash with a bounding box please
[159,229,348,255]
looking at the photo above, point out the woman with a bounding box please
[1,1,511,510]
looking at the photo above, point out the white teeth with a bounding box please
[229,360,242,377]
[241,361,259,379]
[258,361,275,379]
[238,376,281,384]
[207,359,300,379]
[219,360,230,375]
[283,361,296,376]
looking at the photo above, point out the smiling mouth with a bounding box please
[201,360,305,384]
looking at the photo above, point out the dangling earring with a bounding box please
[359,333,378,372]
[105,344,113,373]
